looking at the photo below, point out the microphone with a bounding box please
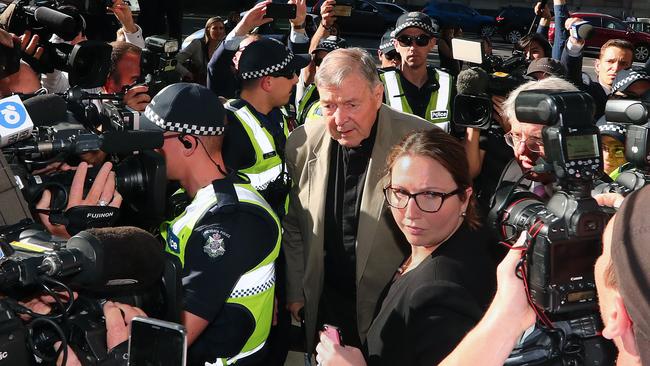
[456,67,490,96]
[23,94,68,127]
[33,7,79,42]
[41,227,165,292]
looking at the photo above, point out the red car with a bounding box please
[549,12,650,62]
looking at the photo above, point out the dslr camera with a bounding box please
[489,91,615,365]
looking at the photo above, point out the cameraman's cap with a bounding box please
[597,121,626,143]
[611,67,650,94]
[393,12,439,37]
[238,38,310,80]
[379,28,396,54]
[526,57,567,78]
[611,186,650,365]
[140,83,225,136]
[312,35,348,54]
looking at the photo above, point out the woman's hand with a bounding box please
[315,331,367,366]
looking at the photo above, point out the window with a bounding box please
[602,18,627,30]
[582,16,602,27]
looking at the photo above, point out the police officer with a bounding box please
[222,37,310,218]
[380,12,454,131]
[140,83,281,365]
[297,36,348,124]
[296,35,347,125]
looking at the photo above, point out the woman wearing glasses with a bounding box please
[315,129,496,366]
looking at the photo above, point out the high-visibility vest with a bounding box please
[160,182,281,365]
[297,83,319,125]
[225,102,289,192]
[380,69,453,132]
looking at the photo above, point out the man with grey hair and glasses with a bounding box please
[282,47,433,353]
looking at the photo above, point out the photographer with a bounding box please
[41,0,146,95]
[440,186,650,366]
[498,77,579,196]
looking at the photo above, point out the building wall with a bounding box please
[401,0,650,18]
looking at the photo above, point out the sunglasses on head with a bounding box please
[396,34,432,47]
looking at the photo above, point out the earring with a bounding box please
[460,212,466,217]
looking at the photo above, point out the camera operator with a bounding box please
[140,83,281,365]
[497,77,579,196]
[40,0,146,95]
[440,186,650,366]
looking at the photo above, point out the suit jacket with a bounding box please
[282,104,434,351]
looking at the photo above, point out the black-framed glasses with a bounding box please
[504,132,544,153]
[383,186,463,213]
[269,69,298,79]
[396,34,432,47]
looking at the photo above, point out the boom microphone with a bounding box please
[23,94,68,127]
[42,226,165,293]
[456,67,490,95]
[33,7,79,42]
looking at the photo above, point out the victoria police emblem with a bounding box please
[203,230,227,258]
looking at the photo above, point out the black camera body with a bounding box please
[140,35,181,99]
[491,91,608,315]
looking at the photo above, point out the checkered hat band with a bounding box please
[379,41,393,51]
[319,40,340,51]
[240,52,294,80]
[394,20,436,36]
[599,123,626,136]
[613,72,650,92]
[144,105,225,136]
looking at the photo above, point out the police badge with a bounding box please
[203,231,226,258]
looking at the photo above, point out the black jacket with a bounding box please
[364,223,496,366]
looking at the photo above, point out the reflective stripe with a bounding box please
[382,71,405,112]
[244,164,284,191]
[230,262,275,298]
[435,70,451,111]
[235,107,275,155]
[208,342,267,366]
[234,185,272,212]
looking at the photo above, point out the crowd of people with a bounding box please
[2,0,650,365]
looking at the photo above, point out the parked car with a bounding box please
[495,6,536,43]
[572,12,650,63]
[377,1,408,16]
[626,21,650,34]
[331,0,401,36]
[422,1,495,37]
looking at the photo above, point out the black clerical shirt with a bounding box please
[320,120,378,347]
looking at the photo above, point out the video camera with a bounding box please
[0,92,168,232]
[0,0,112,88]
[451,39,529,129]
[0,225,182,365]
[488,91,614,364]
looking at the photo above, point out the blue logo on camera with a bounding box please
[0,101,27,129]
